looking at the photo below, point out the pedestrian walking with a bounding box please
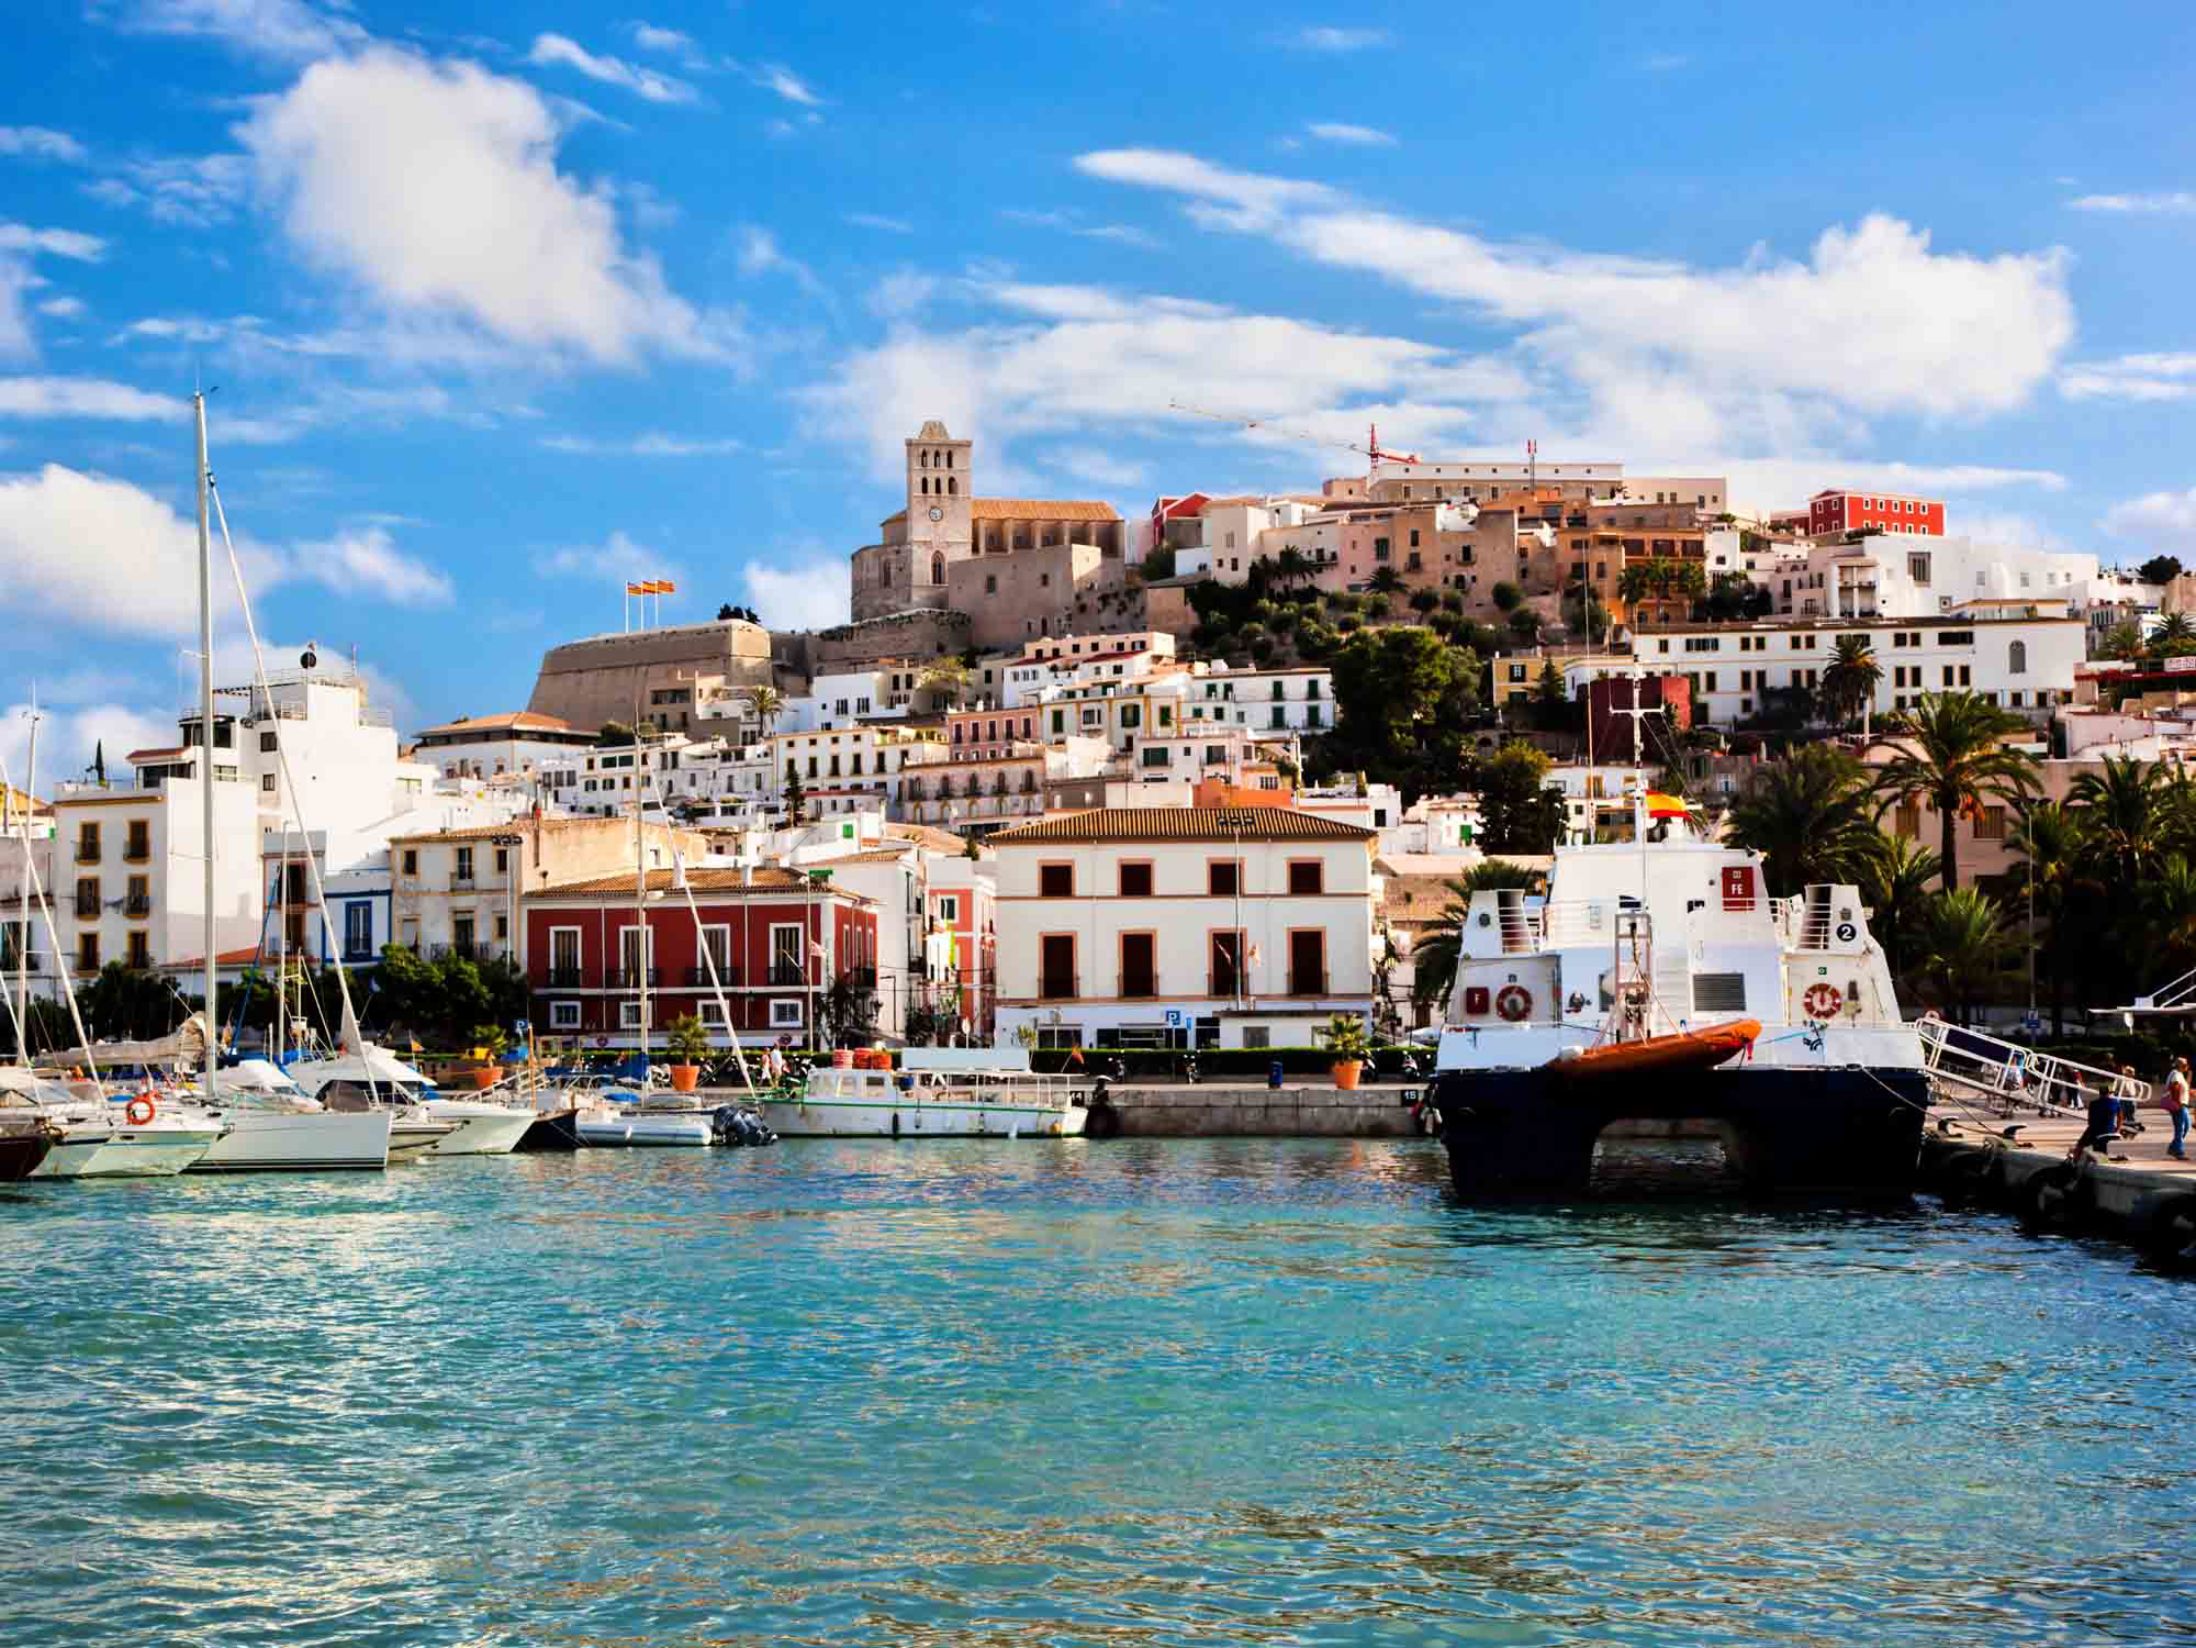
[2162,1057,2191,1162]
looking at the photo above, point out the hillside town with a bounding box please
[6,418,2193,1059]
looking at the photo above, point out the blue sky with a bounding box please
[2,0,2194,777]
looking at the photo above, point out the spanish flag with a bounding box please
[625,581,647,596]
[1644,793,1693,819]
[654,579,678,594]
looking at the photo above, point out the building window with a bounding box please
[1039,863,1075,898]
[2008,640,2027,675]
[618,1000,650,1031]
[1209,930,1246,996]
[126,875,149,917]
[76,932,100,971]
[1039,934,1077,1000]
[1120,932,1157,998]
[549,1000,582,1030]
[401,849,418,876]
[124,821,150,862]
[344,902,375,962]
[1975,806,2008,841]
[1287,929,1327,996]
[1119,862,1153,897]
[75,822,100,864]
[769,923,804,985]
[1207,860,1241,897]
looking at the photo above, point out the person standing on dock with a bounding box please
[2071,1078,2124,1165]
[2162,1058,2191,1162]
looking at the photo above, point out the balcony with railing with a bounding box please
[686,965,743,987]
[1038,971,1078,1001]
[766,963,806,987]
[605,967,659,988]
[544,966,586,989]
[73,892,102,919]
[1119,970,1157,1000]
[124,895,152,918]
[1288,970,1328,997]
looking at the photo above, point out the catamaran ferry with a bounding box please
[1425,789,1929,1197]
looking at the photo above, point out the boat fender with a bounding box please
[125,1093,158,1127]
[2141,1194,2196,1266]
[891,1111,901,1139]
[1494,984,1532,1022]
[2020,1161,2086,1228]
[1802,983,1843,1020]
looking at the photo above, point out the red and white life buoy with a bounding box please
[1802,983,1844,1020]
[124,1093,158,1127]
[1494,984,1533,1022]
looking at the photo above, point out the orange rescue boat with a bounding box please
[1544,1018,1761,1080]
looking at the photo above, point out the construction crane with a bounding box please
[1165,400,1421,469]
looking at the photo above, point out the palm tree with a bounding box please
[2159,612,2196,646]
[1271,547,1314,590]
[2097,620,2145,661]
[2008,799,2085,1034]
[1409,861,1541,1013]
[741,683,783,742]
[1366,566,1406,606]
[1819,635,1883,730]
[1856,833,1943,988]
[1726,745,1881,895]
[1919,887,2014,1024]
[2067,754,2186,885]
[1870,692,2037,890]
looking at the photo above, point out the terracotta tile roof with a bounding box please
[989,807,1376,845]
[883,822,977,855]
[416,711,582,737]
[156,946,266,970]
[532,867,874,902]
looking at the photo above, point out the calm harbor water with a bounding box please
[5,1139,2195,1647]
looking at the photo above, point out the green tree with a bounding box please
[1918,887,2015,1024]
[2097,620,2145,661]
[2067,753,2186,886]
[1506,608,1542,644]
[783,759,806,824]
[1138,546,1176,581]
[1490,581,1522,612]
[2160,612,2196,646]
[2139,555,2184,586]
[595,720,637,747]
[742,684,783,740]
[1871,692,2037,890]
[1409,860,1543,1012]
[1322,626,1480,801]
[1818,634,1883,729]
[917,657,972,709]
[1857,833,1944,990]
[1469,743,1564,854]
[2008,799,2085,1034]
[1727,745,1882,895]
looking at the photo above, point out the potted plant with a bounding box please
[665,1013,711,1093]
[467,1028,509,1088]
[1324,1013,1370,1091]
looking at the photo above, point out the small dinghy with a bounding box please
[1546,1019,1762,1080]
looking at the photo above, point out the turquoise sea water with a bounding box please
[5,1139,2195,1647]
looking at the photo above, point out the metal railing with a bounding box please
[686,965,742,987]
[605,967,659,988]
[1918,1014,2147,1117]
[545,967,586,989]
[1119,973,1158,1000]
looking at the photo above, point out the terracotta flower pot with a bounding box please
[670,1064,701,1093]
[468,1065,499,1089]
[1331,1060,1362,1091]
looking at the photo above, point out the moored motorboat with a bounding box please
[513,1106,582,1152]
[182,1059,391,1172]
[17,1078,225,1179]
[1426,788,1928,1198]
[757,1050,1091,1139]
[0,1089,58,1181]
[286,1045,512,1156]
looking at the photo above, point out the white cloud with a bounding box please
[36,297,86,320]
[241,48,724,364]
[0,463,235,636]
[2059,352,2196,402]
[114,315,231,345]
[0,378,188,420]
[1078,148,2075,448]
[108,0,366,62]
[2068,192,2196,215]
[81,153,250,228]
[0,128,87,164]
[845,212,913,234]
[744,556,847,630]
[0,263,29,358]
[1306,122,1395,146]
[1000,207,1162,249]
[751,64,821,107]
[1641,52,1690,72]
[1,701,175,794]
[805,275,1529,484]
[1287,25,1389,50]
[630,22,695,55]
[2103,488,2196,558]
[527,34,698,105]
[539,432,742,456]
[294,526,453,605]
[0,224,105,261]
[532,530,676,582]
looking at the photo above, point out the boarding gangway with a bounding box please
[1915,1013,2147,1119]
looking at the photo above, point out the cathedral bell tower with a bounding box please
[903,419,973,607]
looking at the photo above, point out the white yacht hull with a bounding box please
[421,1102,534,1156]
[574,1111,714,1147]
[389,1119,457,1161]
[758,1095,1089,1139]
[190,1109,391,1172]
[30,1124,221,1178]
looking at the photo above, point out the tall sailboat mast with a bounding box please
[194,392,218,1104]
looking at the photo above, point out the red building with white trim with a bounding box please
[1808,489,1945,538]
[524,868,879,1047]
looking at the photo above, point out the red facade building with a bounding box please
[524,868,879,1047]
[1808,489,1945,538]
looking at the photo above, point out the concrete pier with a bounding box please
[1922,1104,2196,1264]
[1108,1082,1426,1138]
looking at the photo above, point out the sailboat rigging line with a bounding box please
[206,469,380,1110]
[0,742,103,1085]
[644,768,753,1094]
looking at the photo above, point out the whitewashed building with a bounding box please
[990,807,1379,1050]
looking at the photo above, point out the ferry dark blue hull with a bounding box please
[1426,1065,1928,1199]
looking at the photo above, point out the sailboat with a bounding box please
[169,392,408,1169]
